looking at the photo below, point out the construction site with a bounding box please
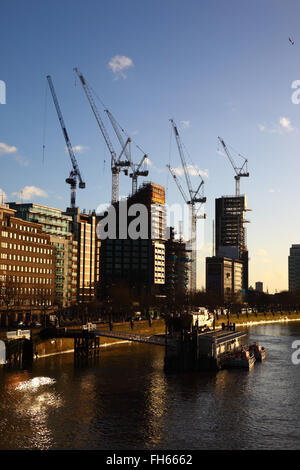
[0,66,252,327]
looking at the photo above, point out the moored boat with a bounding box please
[221,347,256,370]
[249,342,266,361]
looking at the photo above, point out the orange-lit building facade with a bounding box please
[0,204,55,324]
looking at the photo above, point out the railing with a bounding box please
[94,330,168,346]
[53,327,176,349]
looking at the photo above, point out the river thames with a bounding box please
[1,322,300,450]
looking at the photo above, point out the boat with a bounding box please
[249,342,266,361]
[221,347,256,370]
[190,307,214,329]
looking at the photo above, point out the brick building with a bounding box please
[0,204,55,325]
[9,203,78,308]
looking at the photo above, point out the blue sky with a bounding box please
[1,0,300,292]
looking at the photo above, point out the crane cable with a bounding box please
[85,77,148,156]
[166,124,173,197]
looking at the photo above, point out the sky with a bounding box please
[1,0,300,293]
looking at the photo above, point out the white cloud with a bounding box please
[0,142,30,167]
[279,116,293,131]
[12,186,48,201]
[181,120,190,129]
[15,155,29,167]
[0,142,17,155]
[67,145,89,154]
[269,188,280,194]
[258,117,294,134]
[217,149,225,156]
[144,157,152,166]
[108,55,134,79]
[0,188,7,203]
[173,164,209,178]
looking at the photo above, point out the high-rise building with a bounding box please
[255,281,263,293]
[66,207,100,302]
[0,204,55,325]
[98,182,166,298]
[206,256,243,304]
[289,245,300,291]
[9,203,78,308]
[215,195,249,293]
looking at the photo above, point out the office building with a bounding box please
[255,281,263,293]
[9,203,78,307]
[0,204,55,325]
[66,207,100,302]
[289,245,300,291]
[206,256,243,304]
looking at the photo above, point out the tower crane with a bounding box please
[105,109,149,195]
[74,67,131,204]
[217,137,249,196]
[167,119,206,292]
[47,75,85,209]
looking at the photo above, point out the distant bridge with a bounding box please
[54,327,171,347]
[94,330,169,347]
[50,327,177,360]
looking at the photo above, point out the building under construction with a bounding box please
[215,195,249,294]
[206,195,249,302]
[98,182,166,298]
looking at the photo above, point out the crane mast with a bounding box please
[130,155,149,194]
[218,136,249,196]
[105,109,149,195]
[167,119,206,292]
[47,75,85,209]
[74,68,131,203]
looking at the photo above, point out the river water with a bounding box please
[0,322,300,450]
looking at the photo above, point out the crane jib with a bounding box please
[63,128,69,143]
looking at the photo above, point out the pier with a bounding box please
[2,322,248,370]
[164,325,247,372]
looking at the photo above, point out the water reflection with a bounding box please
[15,377,56,391]
[0,373,63,449]
[0,323,300,449]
